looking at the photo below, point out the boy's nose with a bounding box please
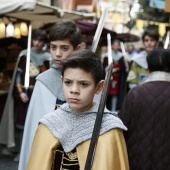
[34,40,39,45]
[55,48,61,57]
[70,84,79,94]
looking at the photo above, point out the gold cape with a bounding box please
[26,124,129,170]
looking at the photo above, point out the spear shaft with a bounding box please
[164,31,170,49]
[24,23,32,90]
[84,34,113,170]
[91,7,108,53]
[120,41,129,72]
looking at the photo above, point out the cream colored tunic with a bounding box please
[26,124,129,170]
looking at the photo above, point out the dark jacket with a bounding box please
[119,78,170,170]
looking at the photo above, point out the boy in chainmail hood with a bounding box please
[18,21,82,170]
[26,49,129,170]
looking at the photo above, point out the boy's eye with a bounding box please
[80,82,88,87]
[64,80,72,86]
[50,45,56,50]
[62,46,69,51]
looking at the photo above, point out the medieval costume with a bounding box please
[103,51,127,111]
[0,48,50,150]
[15,48,50,128]
[119,71,170,170]
[127,51,149,87]
[18,64,66,170]
[18,64,102,170]
[26,102,129,170]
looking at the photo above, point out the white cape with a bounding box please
[18,81,56,170]
[131,51,148,69]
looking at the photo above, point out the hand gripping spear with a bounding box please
[84,33,113,170]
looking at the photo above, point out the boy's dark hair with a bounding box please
[112,39,120,45]
[61,49,104,85]
[49,20,81,49]
[32,29,48,42]
[147,49,170,73]
[142,30,159,42]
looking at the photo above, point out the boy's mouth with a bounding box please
[55,60,61,64]
[69,98,80,103]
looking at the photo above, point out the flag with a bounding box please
[149,0,165,9]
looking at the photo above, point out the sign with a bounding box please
[165,0,170,12]
[149,0,165,9]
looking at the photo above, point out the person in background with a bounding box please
[0,29,50,161]
[119,49,170,170]
[103,39,127,111]
[18,20,82,170]
[125,43,138,62]
[26,49,129,170]
[15,29,50,130]
[0,70,10,91]
[0,70,10,122]
[127,29,159,89]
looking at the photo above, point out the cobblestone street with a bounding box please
[0,145,18,170]
[0,155,18,170]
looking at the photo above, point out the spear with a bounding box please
[120,41,129,72]
[91,7,108,53]
[164,31,170,49]
[84,33,113,170]
[24,23,32,89]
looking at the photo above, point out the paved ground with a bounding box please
[0,155,18,170]
[0,145,18,170]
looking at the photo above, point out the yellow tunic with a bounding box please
[26,124,129,170]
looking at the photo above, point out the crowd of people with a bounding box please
[0,20,170,170]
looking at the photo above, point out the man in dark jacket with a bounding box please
[119,49,170,170]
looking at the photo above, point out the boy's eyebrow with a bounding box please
[50,43,69,46]
[63,78,92,83]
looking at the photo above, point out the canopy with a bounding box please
[76,20,140,44]
[0,0,95,29]
[0,0,36,14]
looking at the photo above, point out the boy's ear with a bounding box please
[96,80,104,94]
[75,44,82,51]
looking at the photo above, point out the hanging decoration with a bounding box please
[6,23,14,37]
[136,19,144,29]
[112,13,120,24]
[0,21,6,38]
[159,23,166,37]
[14,25,21,39]
[20,22,28,36]
[0,18,28,39]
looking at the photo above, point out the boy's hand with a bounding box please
[19,92,29,103]
[112,68,120,74]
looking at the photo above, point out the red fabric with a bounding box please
[108,62,120,95]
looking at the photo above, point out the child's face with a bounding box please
[143,35,158,54]
[32,39,45,51]
[112,42,120,52]
[50,39,74,68]
[62,68,103,113]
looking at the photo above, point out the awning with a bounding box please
[76,20,140,44]
[0,0,95,29]
[0,0,36,14]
